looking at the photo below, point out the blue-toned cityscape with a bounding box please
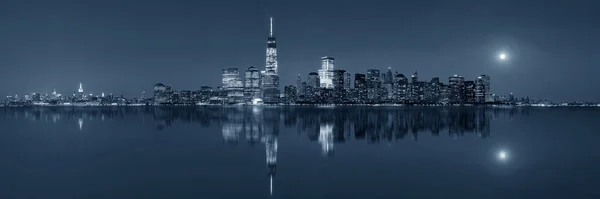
[2,18,598,107]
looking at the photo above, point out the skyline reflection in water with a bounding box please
[2,106,599,198]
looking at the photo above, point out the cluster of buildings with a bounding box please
[4,17,596,107]
[284,64,495,104]
[3,83,144,107]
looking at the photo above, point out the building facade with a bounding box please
[262,17,280,103]
[366,69,381,101]
[449,75,465,104]
[244,66,261,101]
[318,56,335,89]
[354,73,367,103]
[475,74,491,103]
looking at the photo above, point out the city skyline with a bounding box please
[1,0,599,101]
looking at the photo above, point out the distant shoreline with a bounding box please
[1,103,599,108]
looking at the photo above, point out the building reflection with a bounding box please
[3,106,532,196]
[3,106,530,142]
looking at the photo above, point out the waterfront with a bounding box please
[1,106,599,198]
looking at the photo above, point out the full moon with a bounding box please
[498,150,508,161]
[499,53,507,60]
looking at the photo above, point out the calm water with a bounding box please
[1,106,599,199]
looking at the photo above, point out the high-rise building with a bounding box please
[307,72,320,88]
[384,67,393,84]
[222,68,243,103]
[449,75,465,104]
[464,81,476,104]
[366,69,381,100]
[244,66,261,101]
[306,72,320,102]
[223,68,239,89]
[296,74,303,96]
[424,77,441,103]
[153,83,168,104]
[475,74,491,103]
[77,83,84,100]
[344,72,351,91]
[354,73,367,102]
[318,56,335,89]
[283,85,297,104]
[393,73,409,102]
[411,71,418,83]
[199,86,212,103]
[381,67,394,100]
[262,17,280,103]
[332,69,347,102]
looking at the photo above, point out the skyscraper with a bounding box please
[332,69,347,102]
[296,74,303,96]
[382,67,394,100]
[77,83,84,100]
[244,66,261,100]
[307,72,320,88]
[354,73,367,102]
[78,83,84,94]
[393,73,408,102]
[464,81,476,104]
[344,72,351,91]
[283,85,297,104]
[475,74,491,103]
[222,68,243,103]
[318,56,335,89]
[153,83,168,104]
[411,71,418,83]
[306,72,320,102]
[449,75,465,104]
[262,17,280,103]
[366,69,381,100]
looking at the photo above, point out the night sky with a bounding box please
[0,0,598,101]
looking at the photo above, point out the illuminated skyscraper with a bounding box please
[449,74,465,104]
[318,56,335,88]
[464,80,476,104]
[354,73,367,102]
[78,83,84,94]
[307,72,320,88]
[262,17,280,102]
[222,68,243,103]
[475,74,491,103]
[393,73,408,102]
[332,69,347,102]
[366,69,381,100]
[244,66,261,100]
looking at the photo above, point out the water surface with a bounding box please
[1,106,599,198]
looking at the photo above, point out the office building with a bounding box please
[449,75,465,104]
[366,69,381,100]
[354,73,367,102]
[318,56,335,88]
[244,66,261,101]
[475,74,491,103]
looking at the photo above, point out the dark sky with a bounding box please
[0,0,598,101]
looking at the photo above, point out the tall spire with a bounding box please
[78,83,84,93]
[269,17,273,36]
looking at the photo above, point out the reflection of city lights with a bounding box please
[78,118,83,131]
[269,176,273,196]
[318,124,334,156]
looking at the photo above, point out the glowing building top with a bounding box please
[78,83,84,93]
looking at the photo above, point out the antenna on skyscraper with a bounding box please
[269,17,273,36]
